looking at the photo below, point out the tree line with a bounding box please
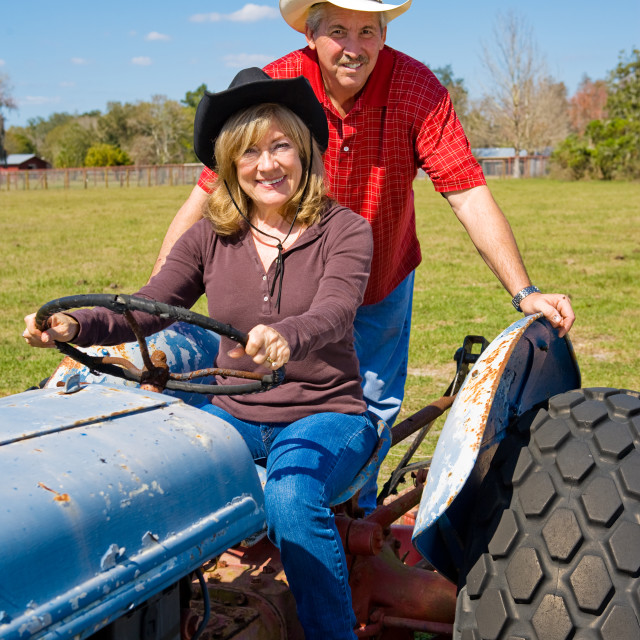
[0,13,637,180]
[0,84,207,169]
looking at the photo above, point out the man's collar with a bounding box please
[302,46,394,114]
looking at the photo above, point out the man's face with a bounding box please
[305,6,386,104]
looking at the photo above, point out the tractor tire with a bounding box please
[454,387,640,640]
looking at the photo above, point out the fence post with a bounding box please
[25,171,30,190]
[105,167,108,188]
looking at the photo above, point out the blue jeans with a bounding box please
[199,404,379,639]
[353,271,414,511]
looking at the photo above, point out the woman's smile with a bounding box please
[237,123,303,216]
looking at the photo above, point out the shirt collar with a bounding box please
[302,45,394,114]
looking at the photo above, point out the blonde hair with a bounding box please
[205,103,327,236]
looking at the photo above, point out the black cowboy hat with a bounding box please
[193,67,329,170]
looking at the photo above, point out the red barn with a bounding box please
[2,154,51,170]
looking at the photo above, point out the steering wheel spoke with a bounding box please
[36,294,285,396]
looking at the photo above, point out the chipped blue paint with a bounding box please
[45,322,221,406]
[0,383,265,640]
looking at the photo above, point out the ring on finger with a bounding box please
[266,356,274,364]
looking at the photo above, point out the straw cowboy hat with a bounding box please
[280,0,412,33]
[193,67,329,170]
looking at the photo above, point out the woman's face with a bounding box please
[236,121,303,217]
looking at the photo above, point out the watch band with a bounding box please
[512,285,540,312]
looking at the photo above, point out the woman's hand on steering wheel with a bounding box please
[25,293,286,395]
[24,312,79,348]
[228,324,290,370]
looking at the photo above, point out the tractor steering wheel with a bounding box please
[36,293,285,396]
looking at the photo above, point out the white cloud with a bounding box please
[223,53,274,68]
[146,31,171,41]
[0,59,5,66]
[132,56,152,66]
[71,57,89,65]
[21,95,61,106]
[190,3,278,23]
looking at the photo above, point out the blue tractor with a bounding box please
[2,294,639,639]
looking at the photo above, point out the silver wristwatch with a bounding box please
[512,285,540,312]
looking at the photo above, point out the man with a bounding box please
[152,0,575,509]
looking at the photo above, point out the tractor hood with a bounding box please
[0,384,265,640]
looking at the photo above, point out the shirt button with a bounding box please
[262,275,267,280]
[343,146,350,152]
[263,296,268,302]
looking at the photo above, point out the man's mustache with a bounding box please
[337,55,369,66]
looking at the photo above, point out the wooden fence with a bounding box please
[0,164,205,191]
[475,155,549,179]
[1,156,550,191]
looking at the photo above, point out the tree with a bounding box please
[569,75,608,135]
[0,73,17,165]
[550,134,592,180]
[97,101,139,148]
[587,118,640,180]
[22,113,75,161]
[606,48,640,121]
[181,83,208,110]
[44,120,95,168]
[4,126,34,154]
[130,95,194,165]
[85,143,132,167]
[529,77,570,152]
[476,11,568,175]
[552,50,640,180]
[431,65,469,121]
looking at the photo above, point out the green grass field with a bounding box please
[2,179,639,479]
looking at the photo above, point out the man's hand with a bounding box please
[519,292,575,338]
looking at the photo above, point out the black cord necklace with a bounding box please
[224,130,313,313]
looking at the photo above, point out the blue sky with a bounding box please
[1,1,638,127]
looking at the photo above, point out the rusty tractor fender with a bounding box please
[412,313,581,583]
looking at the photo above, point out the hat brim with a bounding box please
[280,0,412,33]
[194,74,329,170]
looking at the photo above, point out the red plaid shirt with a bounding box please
[198,46,485,305]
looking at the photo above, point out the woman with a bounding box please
[24,68,376,639]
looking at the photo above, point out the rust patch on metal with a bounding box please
[38,482,70,503]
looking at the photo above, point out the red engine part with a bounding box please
[182,482,456,639]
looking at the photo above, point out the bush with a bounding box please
[551,119,640,181]
[550,134,593,180]
[85,143,132,167]
[587,118,640,180]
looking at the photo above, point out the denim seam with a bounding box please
[321,415,377,504]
